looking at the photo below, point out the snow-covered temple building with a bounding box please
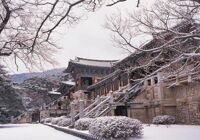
[39,57,117,120]
[18,21,200,125]
[84,21,200,124]
[65,57,117,90]
[39,80,75,119]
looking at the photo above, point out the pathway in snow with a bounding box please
[0,124,82,140]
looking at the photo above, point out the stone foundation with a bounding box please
[126,80,200,125]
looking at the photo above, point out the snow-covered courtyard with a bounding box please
[128,124,200,140]
[0,124,83,140]
[0,123,200,140]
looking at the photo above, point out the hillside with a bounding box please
[17,75,62,110]
[15,72,73,110]
[11,68,65,83]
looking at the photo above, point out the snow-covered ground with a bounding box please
[128,124,200,140]
[0,124,83,140]
[49,123,200,140]
[0,124,200,140]
[50,123,200,140]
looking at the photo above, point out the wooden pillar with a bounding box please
[124,89,129,101]
[127,108,131,117]
[104,86,106,96]
[105,86,107,96]
[111,108,115,116]
[118,80,121,89]
[157,72,164,99]
[145,106,150,124]
[110,84,112,91]
[175,73,180,86]
[99,88,102,96]
[157,72,164,115]
[127,69,131,88]
[111,84,113,91]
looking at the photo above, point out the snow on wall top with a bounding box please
[48,91,61,95]
[70,57,118,67]
[61,81,75,86]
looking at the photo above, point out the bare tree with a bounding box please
[0,0,142,70]
[0,0,94,70]
[106,0,200,83]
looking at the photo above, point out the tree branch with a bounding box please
[0,0,11,34]
[106,0,127,6]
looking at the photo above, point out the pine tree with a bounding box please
[0,65,25,123]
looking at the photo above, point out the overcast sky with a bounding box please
[7,0,155,74]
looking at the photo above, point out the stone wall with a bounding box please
[128,78,200,125]
[40,110,50,120]
[171,83,200,124]
[16,114,32,123]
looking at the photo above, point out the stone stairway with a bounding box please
[74,81,144,119]
[74,96,111,120]
[85,97,110,118]
[117,81,144,102]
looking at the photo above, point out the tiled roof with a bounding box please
[113,20,198,68]
[70,57,118,67]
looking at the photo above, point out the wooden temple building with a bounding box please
[65,57,117,90]
[83,21,200,124]
[70,21,199,124]
[39,80,75,120]
[39,57,117,120]
[17,21,200,125]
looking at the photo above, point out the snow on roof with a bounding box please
[113,40,155,67]
[13,85,25,90]
[70,57,118,67]
[61,81,75,86]
[48,91,61,95]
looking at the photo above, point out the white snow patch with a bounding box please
[49,123,200,140]
[0,124,83,140]
[4,123,199,140]
[128,124,200,140]
[61,81,75,86]
[48,91,61,95]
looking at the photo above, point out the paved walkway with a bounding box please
[0,124,82,140]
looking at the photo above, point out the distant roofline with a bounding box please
[68,62,114,68]
[68,56,118,68]
[65,57,119,73]
[72,57,118,63]
[113,39,155,67]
